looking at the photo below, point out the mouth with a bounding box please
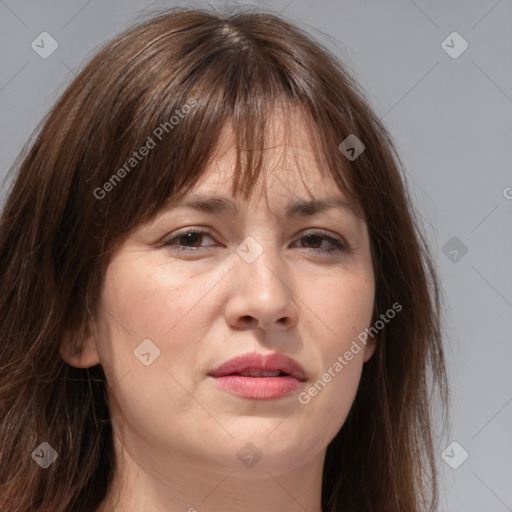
[222,369,301,378]
[208,352,307,380]
[208,352,307,399]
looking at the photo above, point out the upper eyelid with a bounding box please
[166,226,342,238]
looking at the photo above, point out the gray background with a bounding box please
[1,0,511,510]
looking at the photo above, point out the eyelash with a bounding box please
[163,228,347,255]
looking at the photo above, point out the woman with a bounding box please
[0,6,448,512]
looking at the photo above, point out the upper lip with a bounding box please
[208,352,307,381]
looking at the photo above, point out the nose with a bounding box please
[224,241,299,332]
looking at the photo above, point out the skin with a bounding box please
[61,110,377,512]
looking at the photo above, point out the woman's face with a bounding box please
[68,112,376,480]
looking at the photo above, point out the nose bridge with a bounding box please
[235,231,289,297]
[228,231,298,330]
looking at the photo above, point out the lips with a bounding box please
[208,352,307,381]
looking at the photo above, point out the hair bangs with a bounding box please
[90,21,360,255]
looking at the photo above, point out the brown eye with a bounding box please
[164,229,215,252]
[295,231,346,254]
[176,232,204,247]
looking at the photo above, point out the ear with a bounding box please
[362,335,378,363]
[59,318,101,368]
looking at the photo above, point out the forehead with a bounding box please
[164,112,363,224]
[185,109,339,205]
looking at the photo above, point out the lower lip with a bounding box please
[209,375,304,399]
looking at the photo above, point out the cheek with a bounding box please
[94,255,225,396]
[295,354,363,453]
[303,267,375,349]
[98,256,215,345]
[92,258,218,444]
[294,272,374,434]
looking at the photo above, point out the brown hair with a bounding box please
[0,6,448,511]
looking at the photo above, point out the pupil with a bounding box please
[304,235,321,248]
[181,233,201,246]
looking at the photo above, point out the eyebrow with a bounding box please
[168,194,360,220]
